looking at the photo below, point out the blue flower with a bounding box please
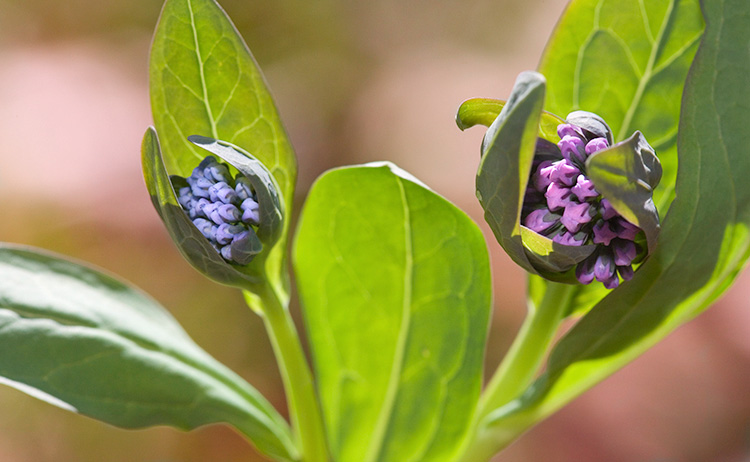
[174,156,262,265]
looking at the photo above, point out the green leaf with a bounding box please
[586,130,662,252]
[142,127,264,287]
[536,0,704,315]
[475,72,596,281]
[488,0,750,442]
[539,0,704,215]
[0,244,297,462]
[149,0,295,295]
[456,98,565,142]
[293,163,492,462]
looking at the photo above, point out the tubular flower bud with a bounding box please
[521,119,647,289]
[174,156,262,265]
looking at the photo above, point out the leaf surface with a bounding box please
[149,0,295,293]
[535,0,704,316]
[0,244,296,461]
[293,164,491,462]
[490,0,750,437]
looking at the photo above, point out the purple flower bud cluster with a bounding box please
[522,124,641,289]
[176,156,261,265]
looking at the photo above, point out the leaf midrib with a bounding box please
[363,176,414,462]
[187,0,219,139]
[617,0,676,141]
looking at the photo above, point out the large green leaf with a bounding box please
[149,0,295,295]
[487,0,750,444]
[535,0,704,317]
[0,244,297,462]
[293,164,492,462]
[540,0,703,214]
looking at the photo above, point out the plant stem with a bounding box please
[247,284,329,462]
[455,281,576,462]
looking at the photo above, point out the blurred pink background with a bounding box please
[0,0,749,460]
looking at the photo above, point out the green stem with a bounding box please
[246,284,329,462]
[455,281,576,462]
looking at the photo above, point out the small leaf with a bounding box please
[294,163,492,462]
[456,98,564,142]
[586,130,662,251]
[0,244,296,462]
[142,127,265,287]
[149,0,295,295]
[475,72,546,275]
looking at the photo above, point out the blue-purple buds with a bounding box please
[522,120,644,289]
[462,71,661,289]
[174,156,261,265]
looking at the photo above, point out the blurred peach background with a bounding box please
[1,0,749,461]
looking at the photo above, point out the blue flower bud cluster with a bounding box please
[175,156,260,265]
[522,124,641,289]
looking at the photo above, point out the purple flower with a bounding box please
[175,155,262,265]
[520,115,646,289]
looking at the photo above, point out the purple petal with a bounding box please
[571,175,598,201]
[534,160,555,191]
[220,245,233,261]
[560,202,594,233]
[216,223,245,245]
[192,218,217,240]
[585,137,609,155]
[549,160,580,186]
[552,230,587,246]
[612,239,637,266]
[592,220,618,246]
[575,255,596,284]
[204,163,230,183]
[593,251,616,283]
[600,198,618,220]
[618,265,634,281]
[558,135,586,163]
[612,218,640,241]
[217,204,241,223]
[524,208,559,234]
[235,177,253,200]
[545,183,573,211]
[557,123,584,140]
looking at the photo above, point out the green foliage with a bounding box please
[539,0,704,316]
[294,164,492,462]
[485,0,750,445]
[540,0,704,213]
[0,244,297,462]
[149,0,296,296]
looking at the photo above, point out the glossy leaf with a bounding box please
[0,244,297,462]
[586,130,662,252]
[293,164,492,462]
[475,72,597,281]
[539,0,704,214]
[149,0,295,294]
[488,0,750,443]
[535,0,704,315]
[142,127,264,287]
[456,98,564,143]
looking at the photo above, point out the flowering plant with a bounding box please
[0,0,748,461]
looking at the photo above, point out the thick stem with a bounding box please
[455,281,576,462]
[247,284,329,462]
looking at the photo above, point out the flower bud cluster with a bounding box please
[176,156,260,265]
[522,124,641,289]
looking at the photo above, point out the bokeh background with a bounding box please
[1,0,749,461]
